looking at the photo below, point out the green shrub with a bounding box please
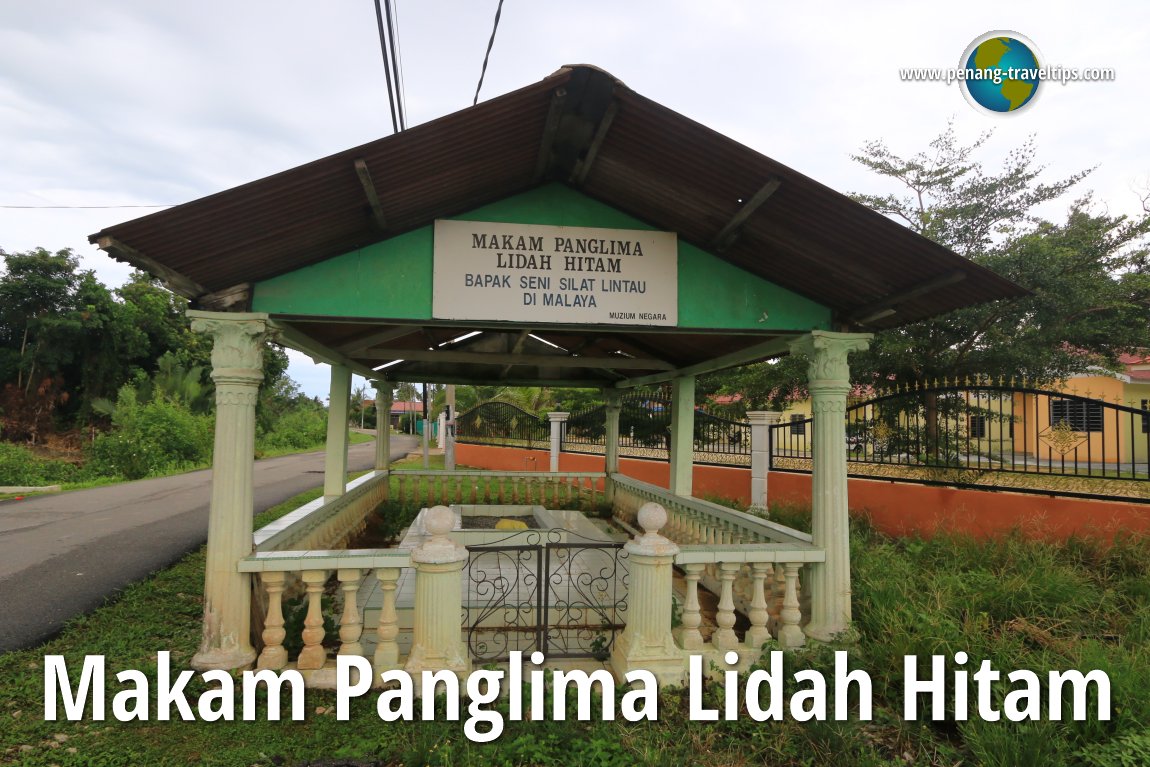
[257,405,328,451]
[0,442,80,486]
[88,389,213,479]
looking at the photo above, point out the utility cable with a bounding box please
[373,0,400,133]
[472,0,505,105]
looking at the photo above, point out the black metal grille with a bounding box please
[465,529,628,662]
[454,401,549,448]
[769,383,1150,502]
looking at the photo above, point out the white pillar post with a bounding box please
[747,411,784,514]
[788,330,871,642]
[187,310,269,671]
[373,382,392,471]
[324,364,352,501]
[547,412,569,472]
[603,390,622,504]
[444,386,457,471]
[668,376,695,497]
[609,502,684,686]
[405,506,470,690]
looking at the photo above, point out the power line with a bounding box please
[383,0,406,130]
[473,0,505,106]
[373,0,400,133]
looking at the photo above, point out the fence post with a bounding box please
[547,412,569,472]
[604,391,622,504]
[609,502,685,686]
[747,411,784,514]
[405,506,470,692]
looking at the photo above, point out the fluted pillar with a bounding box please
[788,330,870,642]
[187,310,269,671]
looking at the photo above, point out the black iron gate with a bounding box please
[465,530,628,662]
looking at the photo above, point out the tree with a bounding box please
[720,126,1150,406]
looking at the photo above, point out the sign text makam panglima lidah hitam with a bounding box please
[45,650,1110,744]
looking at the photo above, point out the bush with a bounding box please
[0,442,79,486]
[257,405,328,451]
[88,389,213,480]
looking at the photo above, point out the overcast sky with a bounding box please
[2,1,1146,399]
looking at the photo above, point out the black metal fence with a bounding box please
[454,401,549,449]
[770,383,1149,502]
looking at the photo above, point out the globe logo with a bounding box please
[960,31,1043,115]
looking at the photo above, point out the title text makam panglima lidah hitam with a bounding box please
[44,650,1110,743]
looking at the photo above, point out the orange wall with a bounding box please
[767,472,1150,541]
[456,443,1149,541]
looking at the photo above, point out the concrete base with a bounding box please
[191,646,256,672]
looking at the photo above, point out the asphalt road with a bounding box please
[0,435,420,653]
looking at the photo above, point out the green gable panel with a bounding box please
[252,183,831,331]
[252,227,433,319]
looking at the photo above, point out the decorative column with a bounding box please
[668,376,695,497]
[187,310,269,671]
[609,502,684,686]
[324,364,352,501]
[788,330,871,642]
[547,412,569,472]
[603,390,622,503]
[747,411,785,514]
[405,506,470,691]
[373,381,392,471]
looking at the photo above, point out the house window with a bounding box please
[968,414,987,439]
[1050,399,1103,433]
[790,414,807,435]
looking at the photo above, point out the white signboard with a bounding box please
[432,219,678,326]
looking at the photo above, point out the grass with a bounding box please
[2,484,1148,766]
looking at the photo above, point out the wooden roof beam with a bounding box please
[353,158,387,230]
[569,101,618,185]
[96,236,206,300]
[616,335,794,388]
[361,348,675,370]
[846,270,968,325]
[710,176,782,253]
[499,329,533,378]
[533,88,569,181]
[337,325,423,355]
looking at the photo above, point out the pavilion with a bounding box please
[89,65,1024,682]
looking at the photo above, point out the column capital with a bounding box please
[788,331,872,384]
[188,311,272,374]
[746,410,785,426]
[546,411,570,423]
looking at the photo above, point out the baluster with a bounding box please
[453,476,462,504]
[564,478,574,507]
[496,476,505,504]
[257,571,288,670]
[745,563,771,652]
[337,568,364,657]
[778,563,805,649]
[374,568,401,672]
[397,475,407,506]
[770,561,786,627]
[678,563,705,650]
[438,476,448,505]
[713,561,740,651]
[297,569,328,670]
[510,477,519,504]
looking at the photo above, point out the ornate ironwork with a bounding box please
[769,383,1150,502]
[455,401,549,448]
[465,529,628,662]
